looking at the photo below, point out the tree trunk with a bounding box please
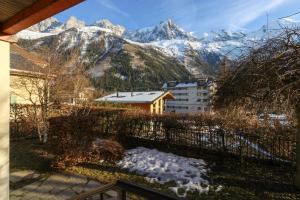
[295,102,300,189]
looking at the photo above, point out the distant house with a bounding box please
[163,78,217,113]
[10,69,49,105]
[67,87,96,105]
[95,91,175,114]
[10,44,49,105]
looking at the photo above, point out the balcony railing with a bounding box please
[69,180,181,200]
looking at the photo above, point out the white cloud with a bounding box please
[282,17,300,23]
[227,0,289,27]
[95,0,130,17]
[155,0,291,33]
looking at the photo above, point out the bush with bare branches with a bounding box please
[214,27,300,187]
[49,107,296,169]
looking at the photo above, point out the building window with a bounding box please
[175,87,187,90]
[174,98,188,101]
[197,92,208,96]
[173,93,188,96]
[167,105,188,109]
[10,95,17,104]
[197,86,208,90]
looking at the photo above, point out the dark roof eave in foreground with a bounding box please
[0,0,85,37]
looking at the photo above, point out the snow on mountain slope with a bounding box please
[16,30,57,40]
[15,17,251,78]
[123,19,253,61]
[16,16,300,79]
[16,17,249,59]
[93,19,125,36]
[61,16,85,30]
[54,26,119,55]
[18,18,124,56]
[149,39,203,58]
[28,17,61,32]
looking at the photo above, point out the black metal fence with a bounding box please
[122,127,296,162]
[117,114,296,163]
[48,108,296,163]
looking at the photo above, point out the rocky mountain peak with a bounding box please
[62,16,85,30]
[211,29,247,42]
[93,19,125,36]
[28,17,61,32]
[126,19,196,42]
[159,19,175,27]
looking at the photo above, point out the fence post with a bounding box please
[117,189,126,200]
[239,131,244,164]
[220,129,226,152]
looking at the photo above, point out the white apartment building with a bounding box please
[162,78,216,113]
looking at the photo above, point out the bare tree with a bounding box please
[214,27,300,187]
[50,63,93,105]
[11,67,53,143]
[11,47,95,142]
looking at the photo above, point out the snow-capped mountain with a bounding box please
[16,17,195,92]
[60,16,85,30]
[126,19,196,42]
[28,17,61,32]
[16,17,250,62]
[15,16,300,92]
[93,19,125,37]
[206,29,247,42]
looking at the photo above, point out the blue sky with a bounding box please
[55,0,300,35]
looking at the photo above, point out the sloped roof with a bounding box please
[10,44,47,73]
[176,82,198,88]
[96,91,174,104]
[163,79,215,89]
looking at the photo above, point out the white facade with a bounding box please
[163,79,216,113]
[0,40,10,200]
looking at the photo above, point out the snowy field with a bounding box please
[117,147,209,197]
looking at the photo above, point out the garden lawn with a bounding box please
[11,139,299,200]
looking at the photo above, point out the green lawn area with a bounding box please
[10,139,300,200]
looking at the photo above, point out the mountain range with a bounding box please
[14,16,299,92]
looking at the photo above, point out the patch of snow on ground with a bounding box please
[117,147,209,197]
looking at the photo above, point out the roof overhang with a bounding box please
[156,91,175,101]
[0,0,84,41]
[10,68,48,79]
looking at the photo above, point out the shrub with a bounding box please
[90,139,124,162]
[52,138,124,169]
[49,106,126,169]
[49,106,296,168]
